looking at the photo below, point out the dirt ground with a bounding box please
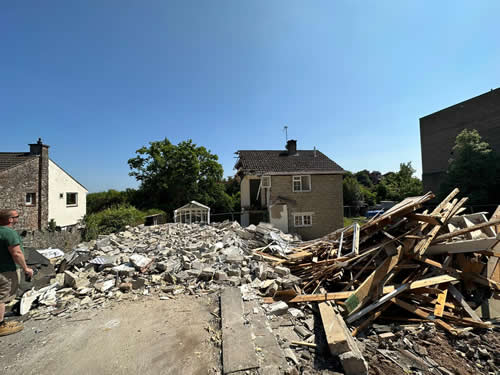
[1,295,221,375]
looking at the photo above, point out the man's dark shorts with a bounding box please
[0,270,20,303]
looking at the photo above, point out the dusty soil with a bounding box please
[1,294,221,375]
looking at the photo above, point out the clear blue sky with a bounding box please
[1,1,499,193]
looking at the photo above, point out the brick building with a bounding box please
[0,139,88,230]
[235,140,345,240]
[420,88,500,193]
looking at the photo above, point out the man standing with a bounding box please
[0,209,33,336]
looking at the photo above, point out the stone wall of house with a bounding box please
[0,158,42,230]
[269,174,344,240]
[20,229,82,251]
[420,88,500,193]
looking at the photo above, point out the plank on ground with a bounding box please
[318,302,368,375]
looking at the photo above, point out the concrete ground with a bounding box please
[1,295,221,375]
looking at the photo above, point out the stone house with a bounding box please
[235,140,345,240]
[420,88,500,193]
[0,139,88,230]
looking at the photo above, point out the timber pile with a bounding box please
[261,189,500,374]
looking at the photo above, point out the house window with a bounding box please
[66,192,78,206]
[26,193,36,206]
[293,213,313,227]
[292,175,311,192]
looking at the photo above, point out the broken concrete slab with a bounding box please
[220,287,259,374]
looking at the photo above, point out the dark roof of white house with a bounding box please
[235,149,344,175]
[0,152,37,173]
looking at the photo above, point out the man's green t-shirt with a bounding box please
[0,226,24,272]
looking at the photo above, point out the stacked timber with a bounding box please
[261,189,500,374]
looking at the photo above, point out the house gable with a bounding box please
[48,159,88,227]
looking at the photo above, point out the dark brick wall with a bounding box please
[0,158,42,230]
[420,88,500,193]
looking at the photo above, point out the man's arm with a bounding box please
[8,245,33,277]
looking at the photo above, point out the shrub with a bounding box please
[82,205,148,241]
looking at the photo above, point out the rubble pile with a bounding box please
[260,189,500,374]
[19,221,301,319]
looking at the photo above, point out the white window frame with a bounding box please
[261,176,271,188]
[66,192,78,207]
[293,212,313,227]
[26,193,36,206]
[292,175,311,192]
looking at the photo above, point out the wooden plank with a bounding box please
[447,285,483,322]
[263,291,354,304]
[346,284,409,324]
[319,303,368,375]
[426,238,498,255]
[344,246,402,314]
[407,213,442,226]
[490,257,500,283]
[463,217,484,240]
[434,288,448,317]
[413,255,500,291]
[415,196,464,255]
[432,218,500,243]
[391,298,456,335]
[492,205,500,234]
[351,302,392,337]
[352,222,360,255]
[319,302,349,353]
[382,274,457,294]
[220,288,259,374]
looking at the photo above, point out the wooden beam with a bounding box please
[492,205,500,235]
[263,291,354,304]
[344,246,403,314]
[346,284,409,324]
[319,302,368,375]
[447,285,483,322]
[426,238,498,255]
[391,298,456,335]
[413,255,500,291]
[407,213,442,226]
[351,302,392,337]
[433,288,448,317]
[432,218,500,243]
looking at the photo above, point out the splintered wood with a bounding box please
[260,190,500,341]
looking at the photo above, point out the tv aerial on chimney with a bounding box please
[283,125,288,142]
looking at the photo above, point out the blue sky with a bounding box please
[1,1,499,192]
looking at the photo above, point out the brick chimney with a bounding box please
[28,138,49,230]
[286,139,297,156]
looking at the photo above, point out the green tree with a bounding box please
[87,189,129,214]
[381,162,423,201]
[343,176,362,205]
[439,129,500,205]
[128,138,225,214]
[355,170,373,188]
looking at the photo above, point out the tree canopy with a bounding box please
[128,138,232,216]
[343,163,423,207]
[439,129,500,205]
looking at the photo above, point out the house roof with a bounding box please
[0,152,37,173]
[0,152,88,192]
[235,150,344,175]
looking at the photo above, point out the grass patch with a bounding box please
[343,216,368,227]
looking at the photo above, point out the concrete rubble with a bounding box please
[16,221,301,321]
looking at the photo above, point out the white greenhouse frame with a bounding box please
[173,200,211,224]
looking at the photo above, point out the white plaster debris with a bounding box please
[20,221,301,320]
